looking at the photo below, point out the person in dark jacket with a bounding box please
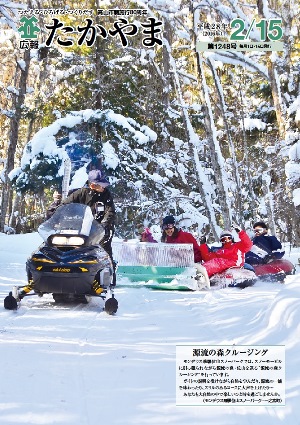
[60,169,116,283]
[245,221,285,265]
[46,191,62,219]
[161,215,202,263]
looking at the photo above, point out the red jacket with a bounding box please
[165,229,202,263]
[199,230,252,267]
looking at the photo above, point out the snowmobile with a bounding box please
[247,258,295,282]
[113,241,257,290]
[4,204,118,314]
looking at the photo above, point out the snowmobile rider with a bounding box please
[196,222,253,285]
[60,169,116,283]
[161,215,202,263]
[245,221,285,265]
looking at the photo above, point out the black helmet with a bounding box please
[162,215,175,226]
[253,221,268,230]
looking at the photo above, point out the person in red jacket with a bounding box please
[199,223,252,279]
[161,215,202,263]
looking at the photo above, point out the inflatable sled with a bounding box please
[250,258,295,282]
[113,242,257,290]
[4,204,118,314]
[209,266,257,289]
[113,241,197,290]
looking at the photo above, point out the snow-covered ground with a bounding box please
[0,232,299,425]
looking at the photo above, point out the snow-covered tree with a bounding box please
[1,0,299,244]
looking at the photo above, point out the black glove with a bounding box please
[263,254,274,264]
[199,235,206,244]
[231,221,241,232]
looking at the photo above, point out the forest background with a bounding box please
[0,0,299,245]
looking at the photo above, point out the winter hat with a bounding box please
[162,215,176,226]
[220,230,233,239]
[253,221,268,229]
[88,169,110,188]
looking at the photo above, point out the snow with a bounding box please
[67,166,88,191]
[17,59,26,71]
[285,162,300,185]
[14,109,158,191]
[242,118,266,131]
[7,86,19,96]
[102,141,120,170]
[19,110,157,171]
[260,0,271,19]
[292,188,300,207]
[0,232,300,424]
[289,140,300,161]
[0,1,26,31]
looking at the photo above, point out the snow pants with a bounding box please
[202,258,238,277]
[245,251,264,265]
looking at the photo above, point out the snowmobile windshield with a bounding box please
[38,204,104,245]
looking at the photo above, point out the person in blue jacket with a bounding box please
[245,221,285,265]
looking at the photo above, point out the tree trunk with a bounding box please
[194,52,231,229]
[207,57,244,225]
[164,40,219,238]
[9,193,21,228]
[0,49,31,232]
[162,19,172,108]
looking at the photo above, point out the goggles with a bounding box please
[162,224,175,230]
[220,236,232,243]
[90,182,105,188]
[254,228,264,234]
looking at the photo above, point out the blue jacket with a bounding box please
[245,234,285,265]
